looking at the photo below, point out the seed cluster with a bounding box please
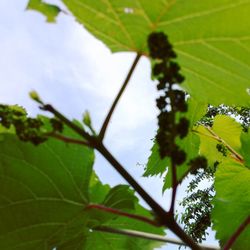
[147,32,189,165]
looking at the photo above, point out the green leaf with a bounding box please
[144,99,206,189]
[196,115,242,167]
[27,0,61,22]
[195,125,227,167]
[240,130,250,168]
[0,131,94,249]
[213,115,242,153]
[59,0,250,106]
[212,161,250,249]
[143,142,170,177]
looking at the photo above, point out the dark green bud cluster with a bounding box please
[0,104,63,145]
[148,32,189,165]
[0,104,46,145]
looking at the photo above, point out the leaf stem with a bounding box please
[41,104,93,142]
[86,204,160,227]
[45,132,90,146]
[94,226,220,250]
[99,53,141,141]
[223,216,250,250]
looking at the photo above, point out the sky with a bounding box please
[0,0,218,249]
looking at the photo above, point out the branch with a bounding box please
[96,142,202,250]
[41,104,93,143]
[223,216,250,250]
[86,204,160,227]
[39,103,202,249]
[99,53,141,141]
[96,142,168,224]
[94,226,220,250]
[45,132,91,147]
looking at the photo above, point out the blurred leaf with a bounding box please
[212,161,250,249]
[240,130,250,168]
[27,0,61,22]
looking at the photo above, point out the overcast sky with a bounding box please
[0,1,218,249]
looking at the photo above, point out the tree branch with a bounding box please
[94,226,220,250]
[86,204,160,227]
[223,216,250,250]
[99,53,141,141]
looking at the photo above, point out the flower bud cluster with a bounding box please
[0,104,63,145]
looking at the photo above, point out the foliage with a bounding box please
[0,1,249,250]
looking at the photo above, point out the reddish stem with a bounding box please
[46,133,90,146]
[86,204,160,227]
[223,216,250,250]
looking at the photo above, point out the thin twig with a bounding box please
[41,104,93,143]
[45,132,91,147]
[169,161,177,214]
[99,53,141,141]
[86,204,160,227]
[94,226,220,250]
[223,216,250,250]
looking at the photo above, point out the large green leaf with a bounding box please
[29,0,250,106]
[212,161,250,249]
[0,131,94,249]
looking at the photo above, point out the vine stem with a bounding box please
[86,204,160,227]
[94,226,220,250]
[169,161,177,214]
[99,53,141,141]
[96,142,202,250]
[223,216,250,250]
[45,132,90,146]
